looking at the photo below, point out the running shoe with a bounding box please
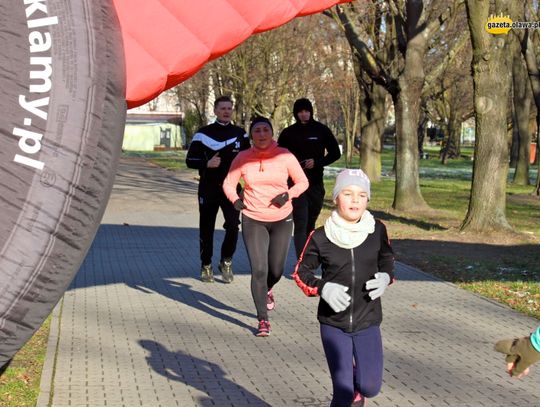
[266,289,275,310]
[218,258,234,283]
[351,391,366,406]
[256,320,270,337]
[200,264,214,283]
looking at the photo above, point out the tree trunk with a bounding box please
[512,36,532,185]
[441,114,463,164]
[417,110,428,156]
[334,1,461,210]
[393,40,429,211]
[535,157,540,196]
[360,84,386,181]
[509,107,519,168]
[519,29,540,195]
[341,91,360,168]
[344,117,353,167]
[350,98,360,166]
[461,0,512,232]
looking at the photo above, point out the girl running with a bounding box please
[293,169,395,406]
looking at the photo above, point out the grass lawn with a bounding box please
[124,150,188,171]
[0,317,50,407]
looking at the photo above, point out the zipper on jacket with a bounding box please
[349,248,355,331]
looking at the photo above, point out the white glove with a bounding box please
[321,282,351,312]
[365,272,390,300]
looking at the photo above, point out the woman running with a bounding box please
[223,116,308,336]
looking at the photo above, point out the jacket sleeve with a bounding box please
[241,132,250,150]
[316,125,341,168]
[292,231,324,296]
[531,326,540,353]
[378,222,395,283]
[185,133,208,170]
[277,129,289,149]
[286,154,309,198]
[223,155,243,203]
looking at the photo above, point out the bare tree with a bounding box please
[521,30,540,194]
[511,33,533,185]
[315,54,361,167]
[325,1,398,181]
[209,17,331,129]
[516,1,540,195]
[422,18,473,164]
[461,0,513,232]
[172,67,211,121]
[359,78,387,180]
[335,0,464,211]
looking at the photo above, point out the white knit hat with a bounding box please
[332,169,371,200]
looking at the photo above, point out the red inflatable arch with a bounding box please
[113,0,352,108]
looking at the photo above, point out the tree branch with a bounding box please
[335,3,399,96]
[423,32,469,97]
[424,0,465,41]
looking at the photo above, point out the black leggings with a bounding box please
[292,182,325,258]
[241,213,293,321]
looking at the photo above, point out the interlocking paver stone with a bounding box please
[38,157,540,407]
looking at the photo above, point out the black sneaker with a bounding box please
[218,259,233,283]
[200,264,214,283]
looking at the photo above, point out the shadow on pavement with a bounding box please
[72,224,510,297]
[113,158,199,195]
[138,339,270,406]
[370,209,447,231]
[72,225,254,284]
[130,281,256,333]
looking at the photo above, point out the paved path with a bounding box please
[38,157,540,407]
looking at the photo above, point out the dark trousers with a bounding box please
[241,213,293,321]
[320,323,383,407]
[198,187,240,266]
[292,182,325,257]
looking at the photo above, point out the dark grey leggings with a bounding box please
[241,213,293,321]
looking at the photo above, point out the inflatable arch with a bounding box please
[0,0,350,367]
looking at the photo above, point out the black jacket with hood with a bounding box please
[292,219,395,333]
[278,98,341,186]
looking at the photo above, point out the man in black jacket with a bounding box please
[278,98,341,257]
[186,96,250,283]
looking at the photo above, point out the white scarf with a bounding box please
[324,210,375,249]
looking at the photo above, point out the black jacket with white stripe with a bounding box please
[186,121,249,192]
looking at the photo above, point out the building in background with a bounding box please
[123,111,184,151]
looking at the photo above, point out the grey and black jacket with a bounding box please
[186,122,249,192]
